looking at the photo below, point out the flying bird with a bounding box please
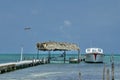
[24,27,31,30]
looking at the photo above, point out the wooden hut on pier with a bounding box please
[36,41,80,63]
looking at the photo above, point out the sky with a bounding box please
[0,0,120,54]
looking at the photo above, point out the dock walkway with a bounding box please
[0,59,48,74]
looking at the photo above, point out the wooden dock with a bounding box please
[0,59,48,74]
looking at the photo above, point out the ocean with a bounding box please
[0,53,120,80]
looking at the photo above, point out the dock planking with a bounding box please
[0,59,48,74]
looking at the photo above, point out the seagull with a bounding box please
[24,27,31,30]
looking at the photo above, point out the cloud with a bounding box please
[59,20,72,32]
[59,20,72,31]
[58,20,73,40]
[64,20,72,26]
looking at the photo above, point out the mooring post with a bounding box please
[78,50,80,63]
[111,55,114,80]
[103,63,106,80]
[79,72,81,80]
[48,51,51,63]
[20,47,23,61]
[106,68,110,80]
[37,50,39,59]
[63,51,66,63]
[111,62,114,80]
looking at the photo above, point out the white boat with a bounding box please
[85,48,104,63]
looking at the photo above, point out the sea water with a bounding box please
[0,53,120,80]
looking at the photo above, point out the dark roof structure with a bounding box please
[36,41,80,51]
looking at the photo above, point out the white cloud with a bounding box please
[64,20,72,26]
[58,20,73,40]
[59,20,72,32]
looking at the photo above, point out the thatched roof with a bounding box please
[36,41,80,51]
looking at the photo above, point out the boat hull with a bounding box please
[85,53,104,63]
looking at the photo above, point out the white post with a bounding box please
[20,47,23,61]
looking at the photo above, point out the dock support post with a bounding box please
[48,51,51,63]
[20,47,23,61]
[78,50,80,63]
[63,51,66,63]
[37,50,39,59]
[111,62,114,80]
[111,55,114,80]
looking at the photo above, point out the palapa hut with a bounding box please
[36,41,80,63]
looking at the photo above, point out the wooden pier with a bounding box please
[0,41,80,74]
[0,59,48,74]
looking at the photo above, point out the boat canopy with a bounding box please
[36,41,80,51]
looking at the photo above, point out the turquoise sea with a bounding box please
[0,53,120,80]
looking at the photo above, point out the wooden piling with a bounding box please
[103,63,106,80]
[63,51,66,63]
[37,50,39,59]
[111,62,114,80]
[78,50,80,63]
[78,72,81,80]
[111,55,114,80]
[106,68,110,80]
[48,51,51,63]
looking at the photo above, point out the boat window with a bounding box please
[98,49,101,52]
[87,49,90,52]
[92,49,96,52]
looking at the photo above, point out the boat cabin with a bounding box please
[86,48,103,54]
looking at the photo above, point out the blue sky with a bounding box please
[0,0,120,54]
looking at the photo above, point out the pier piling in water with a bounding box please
[111,62,114,80]
[78,72,81,80]
[103,63,106,80]
[111,55,114,80]
[106,68,110,80]
[63,51,66,63]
